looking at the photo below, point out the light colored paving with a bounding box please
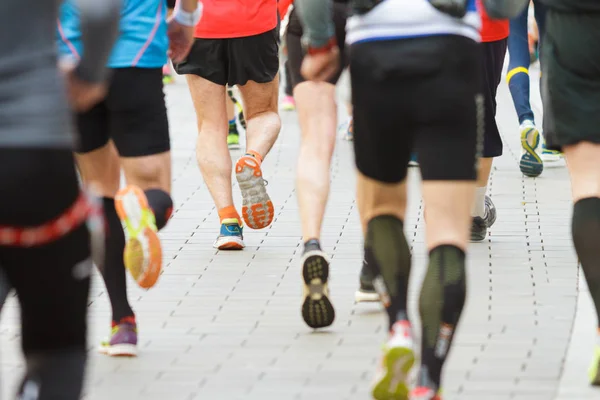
[0,67,598,400]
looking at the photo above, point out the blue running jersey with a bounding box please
[58,0,168,68]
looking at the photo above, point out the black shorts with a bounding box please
[167,0,176,8]
[481,39,507,158]
[174,28,280,86]
[76,67,170,157]
[543,10,600,151]
[350,36,482,183]
[285,3,349,89]
[0,148,90,354]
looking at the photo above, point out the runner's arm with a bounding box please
[482,0,528,18]
[75,0,121,83]
[294,0,335,49]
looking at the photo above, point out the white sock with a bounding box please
[471,186,487,218]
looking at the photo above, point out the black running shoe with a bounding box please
[301,240,335,329]
[355,259,380,303]
[471,195,497,242]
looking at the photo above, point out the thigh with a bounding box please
[174,38,228,86]
[349,41,412,184]
[0,148,80,226]
[412,36,481,181]
[107,68,170,158]
[228,28,280,86]
[76,100,110,154]
[508,8,530,69]
[0,224,91,353]
[543,11,600,151]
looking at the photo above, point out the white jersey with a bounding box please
[346,0,481,45]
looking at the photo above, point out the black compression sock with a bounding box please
[102,198,134,323]
[18,349,86,400]
[419,244,467,390]
[144,189,173,230]
[572,197,600,328]
[364,215,411,330]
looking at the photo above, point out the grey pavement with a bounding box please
[1,66,599,400]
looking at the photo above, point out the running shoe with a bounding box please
[115,185,162,289]
[281,95,296,111]
[471,195,497,242]
[227,133,240,150]
[589,342,600,386]
[162,64,174,85]
[213,218,245,250]
[541,141,563,163]
[408,154,418,167]
[409,387,442,400]
[410,368,442,400]
[301,249,335,329]
[98,317,138,357]
[235,155,274,230]
[355,259,380,303]
[372,319,415,400]
[519,120,543,178]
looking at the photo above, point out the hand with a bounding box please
[300,47,340,82]
[61,64,107,112]
[167,18,195,63]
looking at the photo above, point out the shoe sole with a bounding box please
[520,128,543,177]
[228,143,241,150]
[355,289,380,303]
[470,231,486,242]
[301,251,335,329]
[372,345,415,400]
[214,236,245,250]
[99,343,137,357]
[236,156,274,230]
[115,186,162,289]
[589,348,600,386]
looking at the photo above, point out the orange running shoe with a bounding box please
[235,155,274,230]
[115,185,162,289]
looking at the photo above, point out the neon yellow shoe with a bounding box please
[372,320,415,400]
[589,345,600,386]
[115,185,162,289]
[227,133,240,150]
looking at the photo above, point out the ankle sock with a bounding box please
[472,186,486,218]
[303,239,321,254]
[364,215,411,330]
[144,189,173,230]
[218,205,241,224]
[419,244,467,390]
[102,198,135,323]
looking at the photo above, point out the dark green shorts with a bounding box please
[542,10,600,151]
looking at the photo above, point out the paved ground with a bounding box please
[1,66,599,400]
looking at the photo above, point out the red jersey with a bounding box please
[278,0,294,18]
[478,0,509,42]
[195,0,278,39]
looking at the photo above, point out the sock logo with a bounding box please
[434,323,454,358]
[372,275,391,308]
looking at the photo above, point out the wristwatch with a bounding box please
[305,37,337,56]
